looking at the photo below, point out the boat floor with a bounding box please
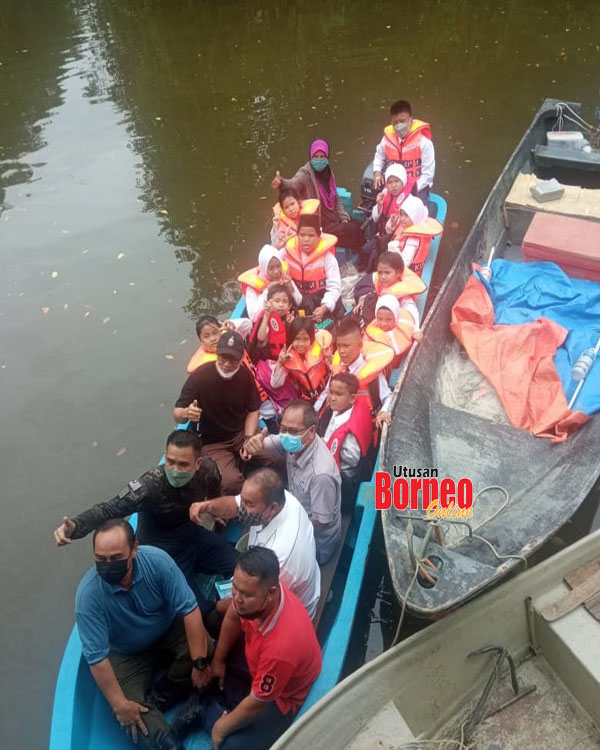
[506,172,600,222]
[346,655,600,750]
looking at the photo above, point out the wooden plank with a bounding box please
[564,558,600,622]
[540,568,600,621]
[313,513,352,629]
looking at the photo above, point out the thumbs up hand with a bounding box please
[242,427,269,459]
[271,170,282,190]
[187,399,202,422]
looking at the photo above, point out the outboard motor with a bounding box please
[359,161,378,211]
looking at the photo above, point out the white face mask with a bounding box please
[393,122,410,138]
[216,363,240,380]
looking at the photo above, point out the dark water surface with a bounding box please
[1,1,599,746]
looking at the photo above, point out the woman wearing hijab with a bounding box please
[238,244,302,322]
[271,139,364,251]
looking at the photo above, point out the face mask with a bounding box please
[165,467,195,488]
[238,503,266,527]
[310,157,329,172]
[96,557,130,585]
[216,363,240,380]
[280,432,305,453]
[393,122,410,138]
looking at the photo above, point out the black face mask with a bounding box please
[96,557,130,585]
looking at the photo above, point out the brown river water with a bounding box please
[1,1,599,746]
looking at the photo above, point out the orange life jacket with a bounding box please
[283,341,329,401]
[365,311,416,358]
[322,399,374,471]
[372,267,426,298]
[284,234,337,295]
[382,120,432,180]
[272,198,321,233]
[331,342,394,415]
[393,218,443,277]
[237,261,290,296]
[187,347,217,373]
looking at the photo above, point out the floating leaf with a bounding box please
[164,354,174,360]
[117,252,125,260]
[64,303,69,310]
[179,339,188,346]
[84,311,91,318]
[116,447,127,457]
[159,209,169,215]
[51,271,59,278]
[91,440,99,448]
[41,306,50,314]
[102,316,110,324]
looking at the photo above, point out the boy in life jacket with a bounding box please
[239,244,302,322]
[365,294,423,369]
[270,316,331,405]
[353,251,425,326]
[248,283,295,363]
[372,99,435,204]
[187,316,253,373]
[388,194,442,277]
[318,373,374,498]
[270,187,320,249]
[322,316,393,430]
[283,212,344,322]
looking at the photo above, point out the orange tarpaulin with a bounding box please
[450,271,589,443]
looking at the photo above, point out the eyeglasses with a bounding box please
[279,425,310,437]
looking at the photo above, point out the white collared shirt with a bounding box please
[323,407,362,480]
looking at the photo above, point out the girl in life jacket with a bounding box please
[283,213,344,322]
[187,316,253,372]
[387,194,442,277]
[317,372,374,489]
[365,294,423,370]
[248,284,295,363]
[239,244,302,323]
[371,164,412,237]
[270,316,332,405]
[353,250,426,326]
[270,187,321,249]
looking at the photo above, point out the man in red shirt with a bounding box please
[171,547,322,749]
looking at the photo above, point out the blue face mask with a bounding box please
[310,157,329,172]
[280,432,305,453]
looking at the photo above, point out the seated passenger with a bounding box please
[283,213,343,321]
[371,164,411,232]
[270,187,320,249]
[187,316,252,373]
[365,294,423,369]
[248,284,295,363]
[272,138,364,251]
[75,519,211,750]
[190,469,321,617]
[171,547,322,750]
[238,245,301,323]
[174,332,273,495]
[326,316,393,430]
[318,373,374,493]
[53,430,237,615]
[372,99,435,204]
[354,251,425,325]
[388,194,442,277]
[244,400,342,565]
[269,317,331,406]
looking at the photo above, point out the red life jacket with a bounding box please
[323,399,373,471]
[392,217,443,277]
[382,120,432,180]
[284,234,337,295]
[249,311,287,360]
[283,341,329,401]
[372,267,426,299]
[331,343,394,415]
[377,182,415,234]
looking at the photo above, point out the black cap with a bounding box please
[216,331,245,360]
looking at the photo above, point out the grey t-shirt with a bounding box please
[265,435,341,565]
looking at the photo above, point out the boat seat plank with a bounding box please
[505,172,600,221]
[539,568,600,621]
[313,512,352,629]
[565,557,600,621]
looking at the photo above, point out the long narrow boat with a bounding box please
[271,527,600,750]
[49,189,448,749]
[380,98,600,619]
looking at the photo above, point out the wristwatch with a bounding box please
[193,656,209,670]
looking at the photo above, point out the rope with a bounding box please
[389,721,474,750]
[390,561,420,647]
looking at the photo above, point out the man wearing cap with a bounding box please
[174,332,272,495]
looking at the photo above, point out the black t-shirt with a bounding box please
[175,361,261,444]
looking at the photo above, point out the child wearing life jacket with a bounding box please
[387,194,442,277]
[365,294,423,370]
[371,164,411,233]
[238,244,302,323]
[318,373,374,493]
[353,251,425,326]
[248,283,295,363]
[187,316,252,372]
[323,316,394,430]
[270,316,331,404]
[283,213,343,322]
[270,188,320,249]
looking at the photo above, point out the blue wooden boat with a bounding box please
[49,189,447,750]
